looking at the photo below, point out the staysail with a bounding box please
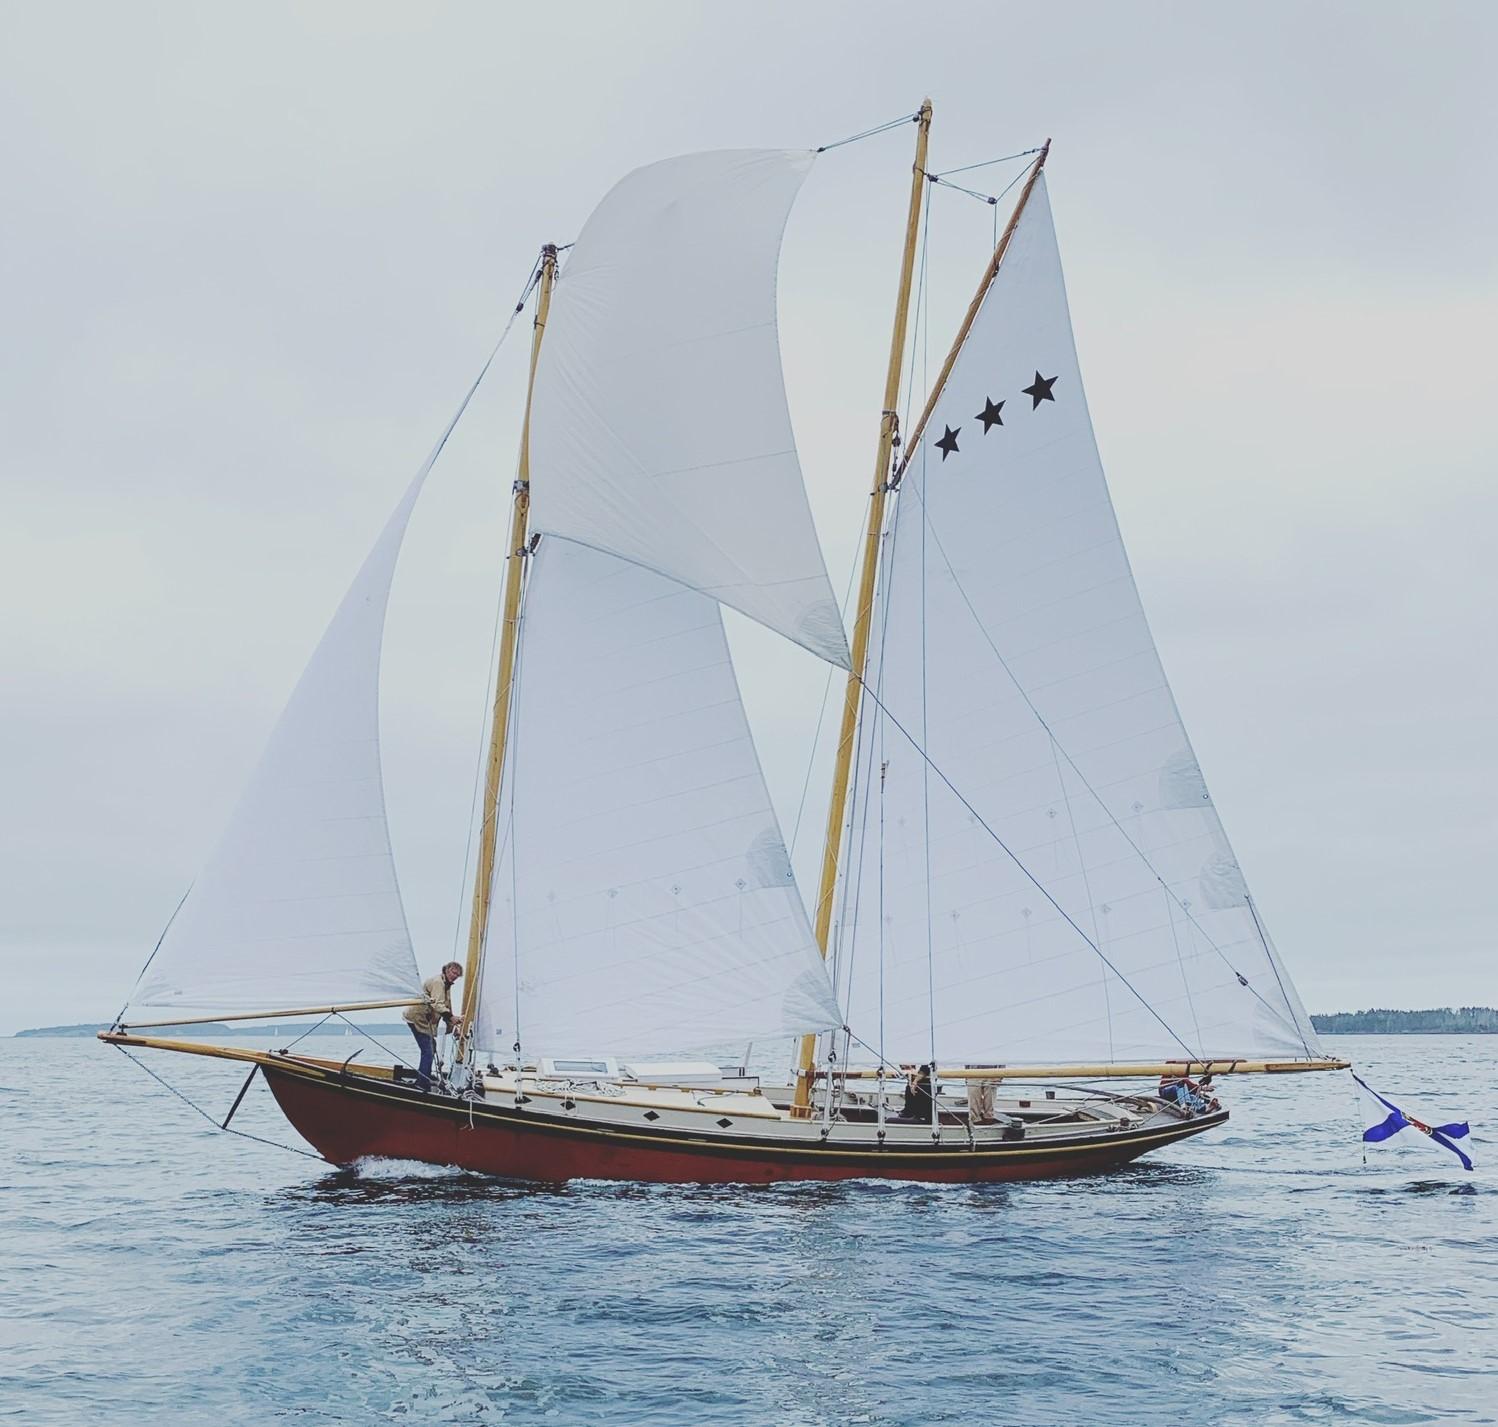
[125,469,429,1017]
[835,174,1320,1066]
[473,538,841,1056]
[526,149,851,669]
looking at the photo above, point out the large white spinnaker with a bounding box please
[527,149,851,670]
[836,175,1320,1067]
[473,538,841,1057]
[125,469,431,1018]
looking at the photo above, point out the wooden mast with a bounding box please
[455,243,558,1061]
[791,101,933,1114]
[792,134,1055,1113]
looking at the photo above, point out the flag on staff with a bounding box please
[1353,1073,1474,1172]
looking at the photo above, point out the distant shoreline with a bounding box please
[12,1009,1498,1038]
[1308,1007,1496,1035]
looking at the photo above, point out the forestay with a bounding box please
[527,149,851,669]
[835,175,1320,1066]
[126,471,427,1017]
[473,538,841,1056]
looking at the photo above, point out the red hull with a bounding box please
[264,1063,1224,1185]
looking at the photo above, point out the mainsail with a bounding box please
[526,149,851,669]
[473,538,841,1055]
[125,470,428,1017]
[835,174,1320,1066]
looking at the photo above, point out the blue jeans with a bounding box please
[409,1025,436,1091]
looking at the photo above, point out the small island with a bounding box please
[1310,1006,1497,1035]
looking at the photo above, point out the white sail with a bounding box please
[835,175,1320,1066]
[473,537,841,1056]
[126,472,427,1017]
[527,149,851,670]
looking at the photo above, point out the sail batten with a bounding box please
[836,174,1320,1066]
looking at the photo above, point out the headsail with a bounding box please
[473,537,841,1056]
[527,149,851,669]
[125,470,428,1018]
[836,174,1320,1066]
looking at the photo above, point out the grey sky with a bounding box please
[3,2,1494,1032]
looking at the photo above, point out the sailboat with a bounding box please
[103,104,1347,1184]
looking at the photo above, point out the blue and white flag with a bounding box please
[1354,1072,1474,1172]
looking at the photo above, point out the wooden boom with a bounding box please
[831,1057,1351,1081]
[118,999,422,1031]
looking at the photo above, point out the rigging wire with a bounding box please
[929,147,1045,179]
[332,1012,416,1069]
[788,495,876,859]
[816,111,923,154]
[906,490,1309,1046]
[111,884,191,1029]
[926,163,1034,212]
[851,675,1203,1061]
[111,1043,325,1162]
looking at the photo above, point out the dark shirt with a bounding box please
[902,1075,934,1119]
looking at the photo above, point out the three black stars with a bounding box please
[931,370,1059,462]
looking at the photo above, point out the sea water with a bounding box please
[1,1033,1492,1425]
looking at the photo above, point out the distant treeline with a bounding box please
[1311,1007,1498,1035]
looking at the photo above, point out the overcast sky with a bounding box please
[3,2,1494,1033]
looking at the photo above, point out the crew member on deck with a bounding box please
[404,962,463,1092]
[1159,1071,1219,1115]
[898,1064,936,1122]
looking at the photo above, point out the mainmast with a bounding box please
[791,102,932,1113]
[456,243,559,1061]
[792,131,1053,1112]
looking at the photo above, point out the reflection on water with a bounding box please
[2,1033,1493,1426]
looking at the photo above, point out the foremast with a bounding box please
[456,243,559,1062]
[792,130,1057,1113]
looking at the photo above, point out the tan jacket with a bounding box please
[403,973,454,1035]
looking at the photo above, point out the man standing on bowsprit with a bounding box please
[403,961,463,1091]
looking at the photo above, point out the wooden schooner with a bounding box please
[104,103,1346,1183]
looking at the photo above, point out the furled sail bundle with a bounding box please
[836,175,1320,1066]
[126,468,427,1017]
[526,149,851,669]
[474,539,841,1055]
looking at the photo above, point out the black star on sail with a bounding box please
[1022,371,1058,408]
[935,425,960,461]
[976,397,1005,433]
